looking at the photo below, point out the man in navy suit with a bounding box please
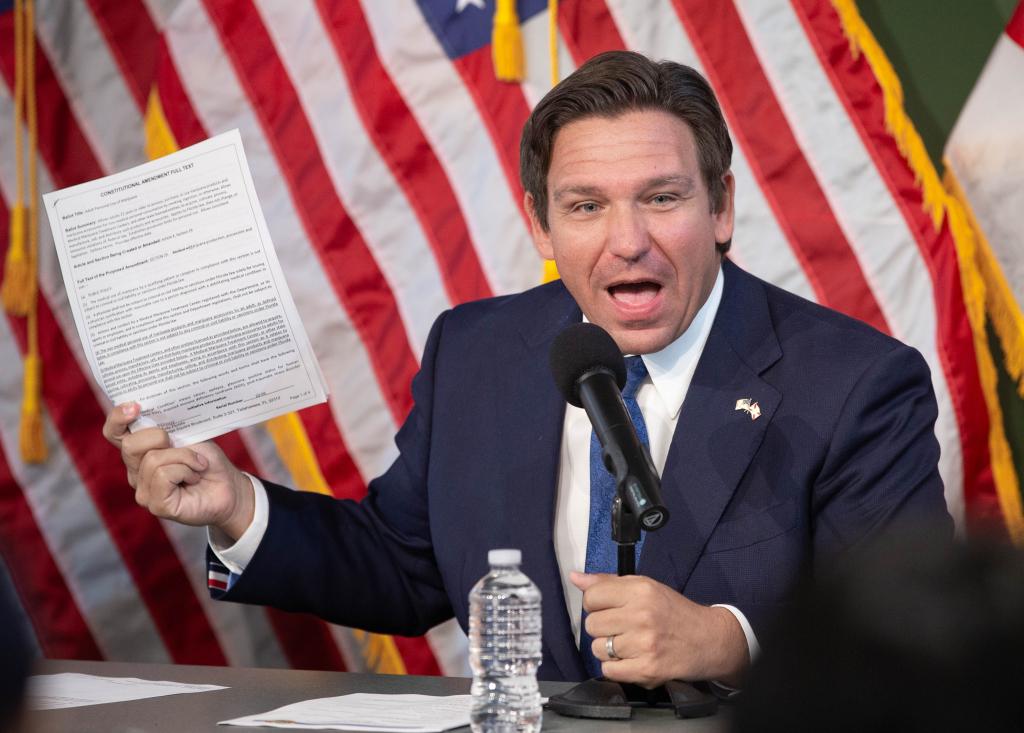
[104,51,950,687]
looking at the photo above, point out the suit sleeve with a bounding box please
[810,343,953,566]
[207,311,455,636]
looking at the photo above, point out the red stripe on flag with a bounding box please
[297,403,367,502]
[1,296,229,663]
[1007,1,1024,48]
[791,0,1000,533]
[315,0,494,305]
[0,14,105,185]
[216,431,349,671]
[452,47,531,221]
[0,249,103,661]
[153,40,209,149]
[558,0,626,61]
[203,0,417,423]
[669,0,889,333]
[84,0,161,112]
[392,634,443,676]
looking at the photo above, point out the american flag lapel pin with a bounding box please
[735,398,761,421]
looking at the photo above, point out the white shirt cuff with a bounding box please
[712,603,761,662]
[207,472,268,575]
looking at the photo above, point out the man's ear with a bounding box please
[525,192,555,260]
[713,172,736,245]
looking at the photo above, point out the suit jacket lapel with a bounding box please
[639,261,782,591]
[498,284,586,681]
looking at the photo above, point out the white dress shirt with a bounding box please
[211,266,757,662]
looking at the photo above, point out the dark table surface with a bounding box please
[25,659,729,732]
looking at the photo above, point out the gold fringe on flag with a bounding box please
[944,168,1024,399]
[831,0,946,231]
[492,0,524,82]
[831,0,1024,542]
[548,0,559,87]
[2,0,31,316]
[4,0,46,463]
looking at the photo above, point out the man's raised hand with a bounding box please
[103,402,255,541]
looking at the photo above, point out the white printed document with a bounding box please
[43,130,327,446]
[218,693,473,731]
[27,673,227,710]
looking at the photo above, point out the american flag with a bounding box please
[0,0,1016,673]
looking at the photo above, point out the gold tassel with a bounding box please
[548,0,559,87]
[3,0,31,315]
[492,0,524,82]
[2,205,32,315]
[19,353,46,463]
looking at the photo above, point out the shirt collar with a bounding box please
[640,267,724,419]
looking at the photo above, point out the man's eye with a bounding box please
[573,202,600,214]
[651,194,676,205]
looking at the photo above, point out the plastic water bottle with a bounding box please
[469,548,543,733]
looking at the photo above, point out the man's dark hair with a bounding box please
[519,50,734,253]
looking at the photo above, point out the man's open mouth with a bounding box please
[608,281,662,306]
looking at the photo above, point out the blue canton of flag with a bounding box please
[416,0,549,59]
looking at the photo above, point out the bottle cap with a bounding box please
[488,548,521,565]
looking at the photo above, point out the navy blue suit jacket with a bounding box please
[211,260,951,681]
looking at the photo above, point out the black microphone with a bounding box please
[549,323,668,531]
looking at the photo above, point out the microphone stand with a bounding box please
[546,486,719,720]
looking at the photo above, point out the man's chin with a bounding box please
[604,324,678,356]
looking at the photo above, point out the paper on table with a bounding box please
[42,129,327,447]
[218,693,473,731]
[27,673,227,710]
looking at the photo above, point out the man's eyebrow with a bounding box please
[642,175,696,192]
[552,185,604,202]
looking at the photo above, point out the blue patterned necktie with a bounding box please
[580,355,650,677]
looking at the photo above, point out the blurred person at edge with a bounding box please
[734,528,1024,732]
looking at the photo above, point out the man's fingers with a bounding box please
[121,428,172,460]
[102,402,140,444]
[138,448,209,491]
[577,574,645,613]
[570,571,614,590]
[599,658,663,689]
[583,606,634,638]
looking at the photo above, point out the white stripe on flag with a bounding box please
[34,0,147,172]
[141,0,184,30]
[519,10,578,108]
[255,0,452,355]
[360,0,540,297]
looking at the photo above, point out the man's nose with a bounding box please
[606,205,651,261]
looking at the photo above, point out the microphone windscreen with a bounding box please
[549,322,626,407]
